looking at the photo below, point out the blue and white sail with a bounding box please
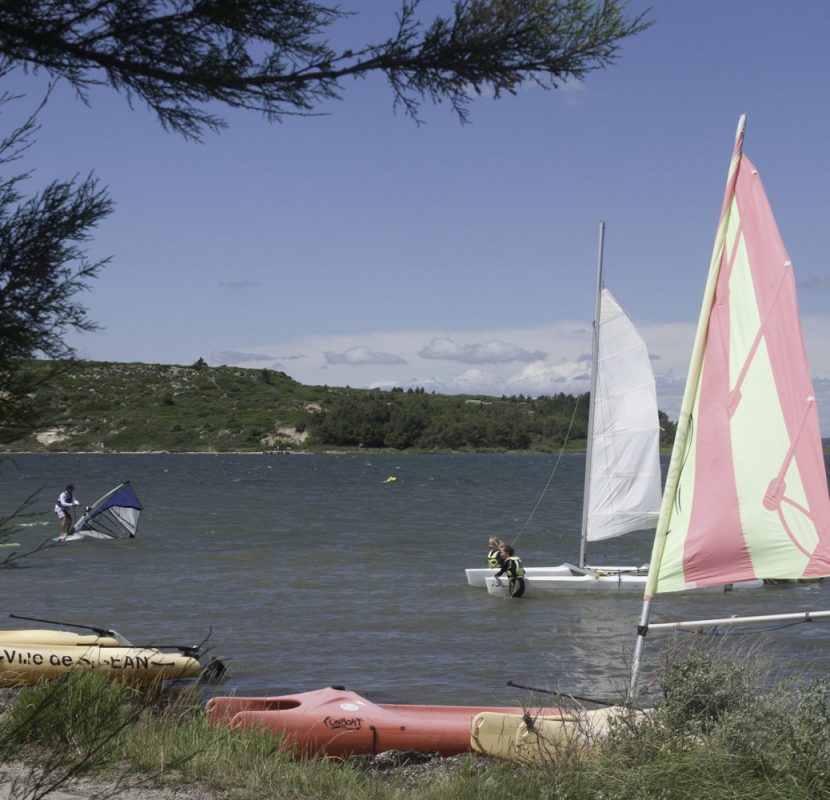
[72,481,143,539]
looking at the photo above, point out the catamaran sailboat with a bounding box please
[630,115,830,694]
[466,224,665,594]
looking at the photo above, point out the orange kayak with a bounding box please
[206,685,563,757]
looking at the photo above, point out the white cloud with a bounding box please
[324,346,406,366]
[503,359,591,397]
[449,368,500,393]
[210,349,276,364]
[419,337,546,364]
[213,311,830,432]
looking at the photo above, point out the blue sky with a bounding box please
[9,1,830,429]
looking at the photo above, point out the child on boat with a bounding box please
[487,537,504,568]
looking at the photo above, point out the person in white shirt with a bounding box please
[54,484,80,540]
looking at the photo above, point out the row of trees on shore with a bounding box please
[309,388,676,451]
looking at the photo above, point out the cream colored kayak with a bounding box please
[0,629,122,647]
[0,641,201,687]
[471,706,636,764]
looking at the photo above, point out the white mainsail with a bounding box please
[576,221,662,569]
[584,288,662,544]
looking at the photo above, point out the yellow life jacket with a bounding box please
[487,548,501,567]
[506,556,525,579]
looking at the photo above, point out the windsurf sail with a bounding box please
[630,117,830,696]
[645,115,830,595]
[584,288,663,543]
[72,481,143,539]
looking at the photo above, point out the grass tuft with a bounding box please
[2,671,135,752]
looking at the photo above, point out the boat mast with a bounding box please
[579,221,605,569]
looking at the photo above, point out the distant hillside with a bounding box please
[0,359,676,453]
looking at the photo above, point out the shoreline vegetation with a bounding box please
[2,643,830,800]
[0,359,678,455]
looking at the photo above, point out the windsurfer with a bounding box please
[494,544,525,598]
[54,484,80,540]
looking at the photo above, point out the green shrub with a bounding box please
[590,641,830,799]
[659,648,756,734]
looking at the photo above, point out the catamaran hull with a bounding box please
[0,629,121,647]
[467,565,648,587]
[485,575,764,597]
[465,565,578,587]
[206,686,563,758]
[0,641,201,687]
[486,573,648,596]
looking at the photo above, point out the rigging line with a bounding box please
[511,394,582,547]
[506,681,616,708]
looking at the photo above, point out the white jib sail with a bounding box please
[585,289,662,542]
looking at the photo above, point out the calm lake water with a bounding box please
[1,453,829,706]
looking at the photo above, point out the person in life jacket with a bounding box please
[494,543,525,598]
[487,537,505,568]
[54,484,80,540]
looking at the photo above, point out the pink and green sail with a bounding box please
[646,117,830,595]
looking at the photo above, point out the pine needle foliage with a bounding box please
[0,95,113,443]
[0,1,653,138]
